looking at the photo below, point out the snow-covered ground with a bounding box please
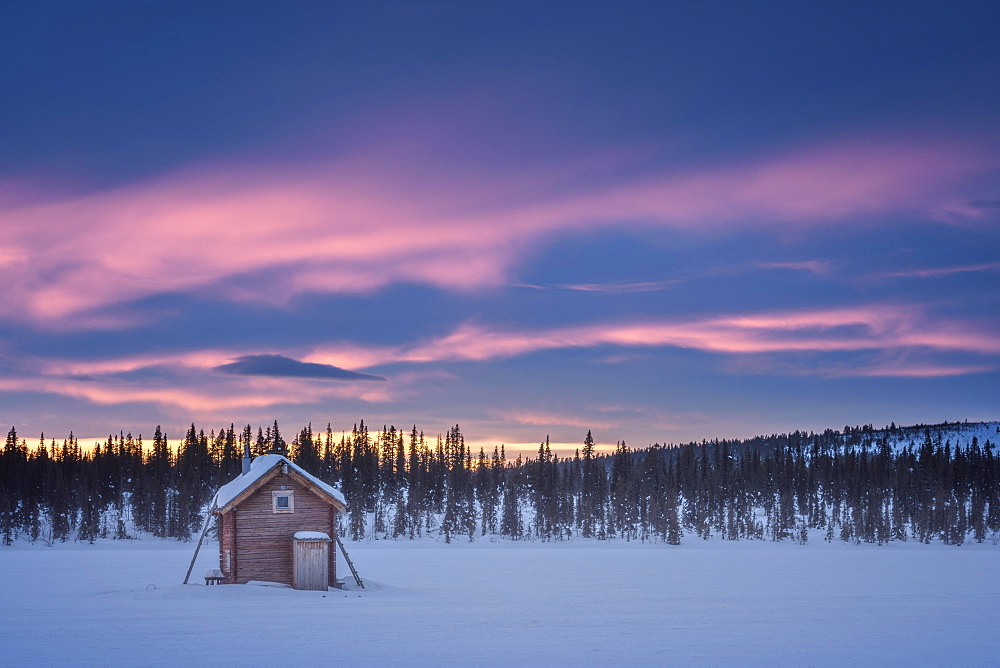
[2,537,996,666]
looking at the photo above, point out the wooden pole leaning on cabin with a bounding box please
[183,497,217,585]
[335,534,364,588]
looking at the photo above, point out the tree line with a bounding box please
[1,420,998,546]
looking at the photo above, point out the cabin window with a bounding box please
[272,490,295,513]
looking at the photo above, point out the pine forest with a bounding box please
[1,420,998,548]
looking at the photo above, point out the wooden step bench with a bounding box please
[204,569,226,585]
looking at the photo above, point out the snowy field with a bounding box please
[2,537,997,666]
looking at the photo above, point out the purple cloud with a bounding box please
[215,354,384,381]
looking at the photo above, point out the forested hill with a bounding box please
[704,420,999,456]
[1,420,997,547]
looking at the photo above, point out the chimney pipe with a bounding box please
[242,441,252,476]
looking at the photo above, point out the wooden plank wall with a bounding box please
[230,471,338,586]
[329,506,337,586]
[217,512,236,582]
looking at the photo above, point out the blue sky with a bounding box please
[2,1,998,453]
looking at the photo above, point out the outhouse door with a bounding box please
[292,532,331,591]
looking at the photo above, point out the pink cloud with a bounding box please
[404,306,998,360]
[880,262,1000,279]
[30,303,989,403]
[0,373,396,414]
[722,351,998,379]
[1,346,420,416]
[559,280,680,293]
[526,140,991,232]
[6,300,997,419]
[308,303,1000,374]
[0,137,991,326]
[39,350,230,376]
[849,363,998,378]
[754,260,833,275]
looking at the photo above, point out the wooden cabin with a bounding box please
[212,454,346,589]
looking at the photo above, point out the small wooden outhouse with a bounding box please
[212,454,346,589]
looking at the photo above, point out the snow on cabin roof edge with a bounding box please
[294,531,331,541]
[213,454,346,510]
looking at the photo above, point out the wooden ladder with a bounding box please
[335,534,364,588]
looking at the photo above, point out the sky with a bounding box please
[2,1,999,454]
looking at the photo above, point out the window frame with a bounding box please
[272,490,295,513]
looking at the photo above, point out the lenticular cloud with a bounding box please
[215,354,384,381]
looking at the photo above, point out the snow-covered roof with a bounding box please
[213,454,346,511]
[294,531,331,541]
